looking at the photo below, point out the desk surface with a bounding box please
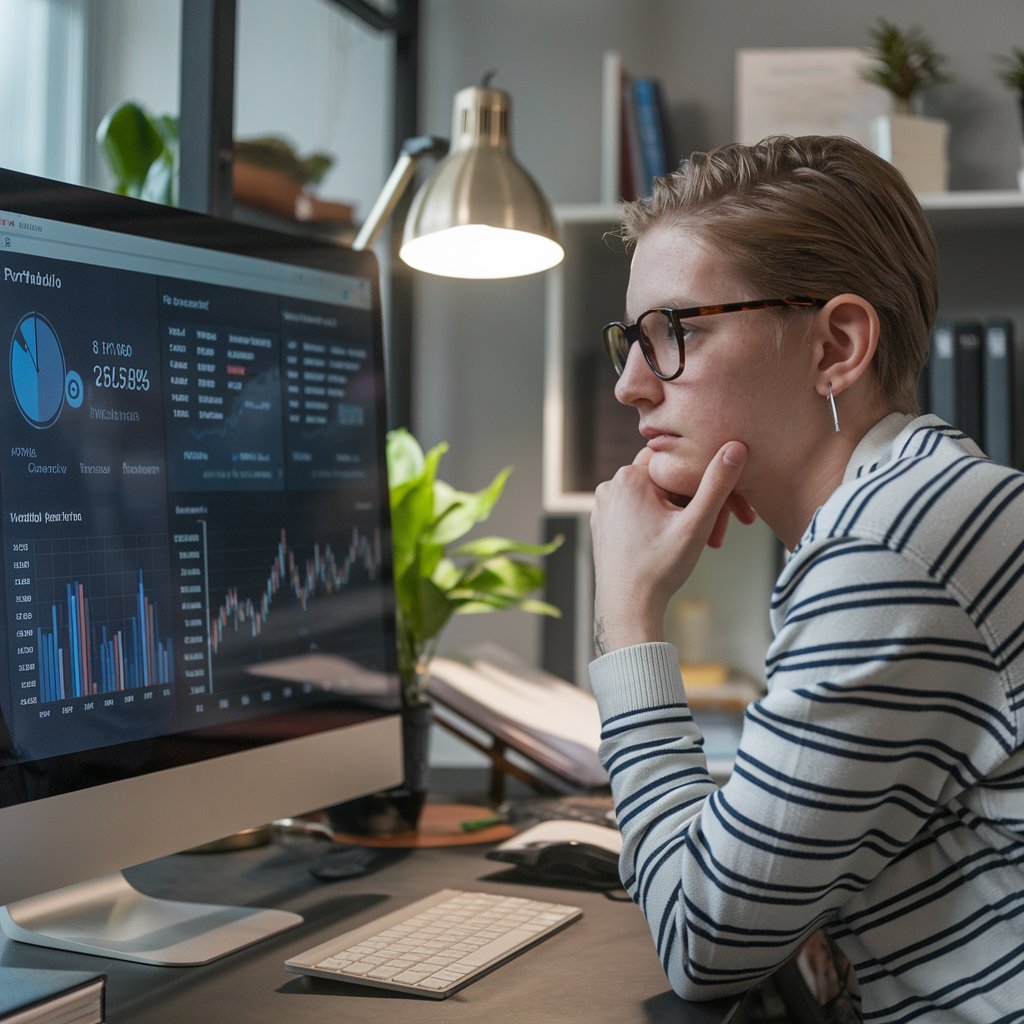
[0,830,740,1023]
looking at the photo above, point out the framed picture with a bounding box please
[735,47,890,147]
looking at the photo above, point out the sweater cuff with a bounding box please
[589,642,685,719]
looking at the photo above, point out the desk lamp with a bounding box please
[353,77,563,278]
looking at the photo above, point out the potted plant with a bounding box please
[994,47,1024,188]
[96,101,348,220]
[327,428,561,834]
[861,19,952,193]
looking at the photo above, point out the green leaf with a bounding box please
[446,595,560,618]
[96,101,168,198]
[518,598,562,617]
[449,535,563,559]
[430,557,462,594]
[460,558,547,598]
[417,576,455,639]
[141,153,176,206]
[383,430,563,666]
[429,467,512,546]
[386,428,426,490]
[390,482,431,577]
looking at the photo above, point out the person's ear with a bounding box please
[810,293,879,401]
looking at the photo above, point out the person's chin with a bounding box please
[646,450,705,499]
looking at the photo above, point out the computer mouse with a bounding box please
[487,839,623,891]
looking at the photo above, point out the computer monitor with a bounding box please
[0,168,402,965]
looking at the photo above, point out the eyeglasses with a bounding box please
[602,295,826,381]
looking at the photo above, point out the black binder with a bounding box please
[954,321,985,448]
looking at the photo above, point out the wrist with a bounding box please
[593,608,665,656]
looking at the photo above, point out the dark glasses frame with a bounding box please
[602,295,827,381]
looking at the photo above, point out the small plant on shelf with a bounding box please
[995,47,1024,134]
[861,19,951,114]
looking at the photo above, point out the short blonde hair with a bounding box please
[621,136,937,409]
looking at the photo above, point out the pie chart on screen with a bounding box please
[10,311,66,428]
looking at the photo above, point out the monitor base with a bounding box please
[0,871,302,965]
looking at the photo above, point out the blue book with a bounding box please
[631,78,669,194]
[0,967,105,1023]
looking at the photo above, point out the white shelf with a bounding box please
[919,189,1024,210]
[920,190,1024,228]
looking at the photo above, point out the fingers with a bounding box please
[725,491,757,525]
[707,505,731,549]
[687,441,749,538]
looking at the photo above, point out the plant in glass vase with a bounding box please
[387,427,561,706]
[326,428,561,835]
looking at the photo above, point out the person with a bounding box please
[588,134,1024,1023]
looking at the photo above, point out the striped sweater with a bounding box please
[589,414,1024,1022]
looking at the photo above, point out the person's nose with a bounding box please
[614,342,662,407]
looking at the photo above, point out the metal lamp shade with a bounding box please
[399,85,564,279]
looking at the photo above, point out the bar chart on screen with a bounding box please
[5,531,178,760]
[22,533,174,703]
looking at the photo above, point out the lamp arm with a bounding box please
[352,135,449,251]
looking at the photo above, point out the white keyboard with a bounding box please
[285,888,581,998]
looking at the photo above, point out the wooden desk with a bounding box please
[0,831,740,1023]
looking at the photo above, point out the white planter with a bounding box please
[870,112,950,194]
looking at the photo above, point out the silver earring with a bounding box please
[826,381,840,433]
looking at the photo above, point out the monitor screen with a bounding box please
[0,169,402,962]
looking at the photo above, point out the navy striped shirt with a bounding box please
[590,414,1024,1022]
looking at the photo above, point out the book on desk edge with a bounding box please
[426,644,748,789]
[0,967,105,1024]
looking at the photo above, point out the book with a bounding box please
[927,321,956,426]
[0,967,105,1024]
[600,51,623,204]
[631,77,670,192]
[427,643,608,790]
[619,71,645,202]
[427,644,748,790]
[983,318,1016,466]
[955,321,985,448]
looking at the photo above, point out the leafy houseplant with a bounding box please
[96,100,336,215]
[861,19,951,114]
[861,19,952,194]
[386,428,561,708]
[325,430,561,835]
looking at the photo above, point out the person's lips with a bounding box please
[640,426,679,452]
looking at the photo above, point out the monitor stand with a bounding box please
[0,871,302,965]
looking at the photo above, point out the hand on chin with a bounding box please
[642,449,704,502]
